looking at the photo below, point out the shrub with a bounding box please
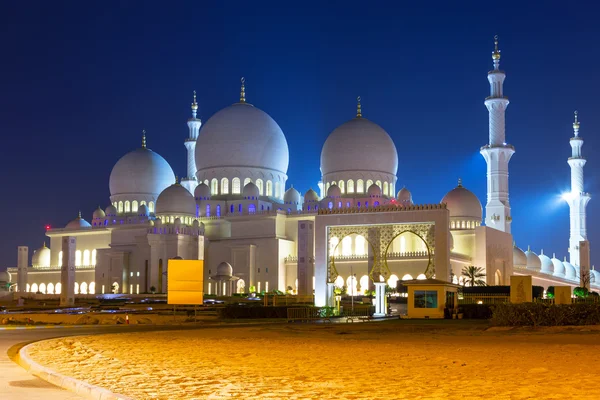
[546,286,555,299]
[490,303,600,326]
[573,287,590,298]
[459,304,493,319]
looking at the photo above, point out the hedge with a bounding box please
[462,285,544,298]
[490,303,600,326]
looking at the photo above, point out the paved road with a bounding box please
[0,324,209,399]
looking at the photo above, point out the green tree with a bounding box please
[461,266,486,287]
[573,286,589,298]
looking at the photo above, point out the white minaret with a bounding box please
[181,91,201,194]
[565,111,591,266]
[480,35,515,233]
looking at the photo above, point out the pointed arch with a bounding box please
[347,179,354,193]
[221,178,229,194]
[232,177,241,194]
[338,180,345,194]
[357,179,364,193]
[256,179,264,195]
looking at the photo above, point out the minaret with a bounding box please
[181,91,201,194]
[480,35,515,233]
[565,111,591,266]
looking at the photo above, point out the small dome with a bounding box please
[320,117,398,177]
[147,219,154,226]
[551,254,565,277]
[284,186,301,204]
[525,247,541,272]
[327,184,341,198]
[304,188,319,202]
[194,182,211,200]
[591,269,600,284]
[397,187,413,205]
[441,179,482,219]
[105,205,117,216]
[156,183,197,216]
[0,270,10,282]
[242,182,260,199]
[367,183,381,197]
[32,244,51,268]
[138,204,149,217]
[109,147,175,198]
[513,244,527,269]
[563,259,576,280]
[192,219,199,228]
[92,206,105,219]
[155,217,163,227]
[65,212,92,230]
[539,251,554,274]
[216,262,233,277]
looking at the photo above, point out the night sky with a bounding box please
[1,1,598,268]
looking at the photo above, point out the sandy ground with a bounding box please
[26,321,600,399]
[1,312,211,325]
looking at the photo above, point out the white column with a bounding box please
[60,237,76,307]
[17,246,28,293]
[374,282,387,317]
[326,282,335,308]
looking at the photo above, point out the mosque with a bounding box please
[4,37,598,304]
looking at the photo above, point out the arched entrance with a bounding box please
[383,230,434,281]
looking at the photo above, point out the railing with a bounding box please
[286,307,330,322]
[284,251,431,263]
[458,294,510,305]
[341,304,374,320]
[263,294,314,306]
[32,265,96,271]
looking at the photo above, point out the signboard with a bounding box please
[554,286,572,305]
[510,275,532,303]
[167,259,204,305]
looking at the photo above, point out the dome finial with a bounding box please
[356,96,362,118]
[240,77,246,103]
[573,110,580,136]
[191,90,198,118]
[78,210,82,219]
[175,175,179,184]
[142,129,147,148]
[492,35,501,69]
[457,177,462,187]
[527,245,530,251]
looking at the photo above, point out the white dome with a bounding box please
[327,184,341,198]
[156,183,197,216]
[194,183,211,200]
[32,244,51,268]
[195,103,289,175]
[367,183,381,197]
[284,186,301,204]
[397,187,413,205]
[243,182,260,199]
[109,147,175,199]
[0,271,10,282]
[320,117,398,177]
[525,247,541,272]
[441,180,482,220]
[92,207,105,219]
[138,204,149,217]
[551,255,565,277]
[105,205,117,216]
[304,188,319,202]
[591,270,600,284]
[513,245,527,269]
[563,259,576,280]
[65,212,92,230]
[216,262,233,277]
[539,251,554,274]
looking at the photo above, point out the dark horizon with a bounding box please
[1,1,598,268]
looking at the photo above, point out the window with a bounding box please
[31,283,38,293]
[414,290,438,308]
[74,282,79,294]
[89,282,96,294]
[206,204,211,217]
[83,250,90,266]
[256,179,264,195]
[208,282,212,295]
[375,180,381,189]
[359,275,369,294]
[347,276,358,296]
[338,201,342,208]
[237,279,245,293]
[357,179,364,193]
[374,201,380,206]
[249,204,256,214]
[132,200,139,212]
[383,182,389,196]
[118,201,123,213]
[216,205,221,217]
[58,251,63,267]
[221,178,229,194]
[232,178,241,194]
[328,201,333,210]
[124,201,131,213]
[75,250,82,266]
[148,201,155,213]
[346,202,350,208]
[338,180,345,194]
[80,282,88,295]
[347,180,354,193]
[39,283,46,294]
[334,275,344,288]
[265,281,269,292]
[230,204,234,213]
[238,204,242,213]
[387,274,399,288]
[47,283,54,294]
[211,178,218,195]
[326,182,330,193]
[366,179,373,189]
[266,180,273,196]
[258,282,261,293]
[244,178,251,187]
[275,181,280,198]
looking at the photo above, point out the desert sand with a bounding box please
[26,321,600,399]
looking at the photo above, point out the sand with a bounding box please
[26,321,600,399]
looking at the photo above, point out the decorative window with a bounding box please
[75,250,82,266]
[238,204,242,213]
[338,180,345,194]
[118,201,123,213]
[347,180,354,193]
[266,180,273,196]
[383,182,389,196]
[148,201,155,213]
[211,178,218,195]
[91,249,97,265]
[83,250,90,266]
[366,180,373,189]
[244,178,251,187]
[376,180,382,189]
[249,204,256,214]
[132,200,139,213]
[328,201,333,210]
[221,178,229,194]
[256,179,264,195]
[414,290,438,308]
[230,204,234,213]
[206,204,211,217]
[326,182,330,193]
[216,205,221,217]
[357,179,364,193]
[346,276,358,296]
[232,178,241,194]
[124,201,131,213]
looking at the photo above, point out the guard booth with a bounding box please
[402,278,460,319]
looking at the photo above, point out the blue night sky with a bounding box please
[1,1,598,268]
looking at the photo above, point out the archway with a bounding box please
[383,230,433,279]
[328,232,379,287]
[494,270,502,286]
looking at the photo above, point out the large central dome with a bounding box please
[195,103,289,174]
[321,117,398,177]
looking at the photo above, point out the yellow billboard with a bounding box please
[167,259,204,305]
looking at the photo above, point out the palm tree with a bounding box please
[461,266,486,287]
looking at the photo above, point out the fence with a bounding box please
[458,294,510,305]
[263,294,314,307]
[341,304,374,321]
[287,307,331,322]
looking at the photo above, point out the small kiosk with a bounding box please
[402,278,461,319]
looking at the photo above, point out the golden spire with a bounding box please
[492,35,501,61]
[191,90,198,111]
[240,77,246,103]
[573,110,580,135]
[142,129,147,148]
[356,96,362,118]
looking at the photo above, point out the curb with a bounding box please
[18,340,133,400]
[0,324,98,330]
